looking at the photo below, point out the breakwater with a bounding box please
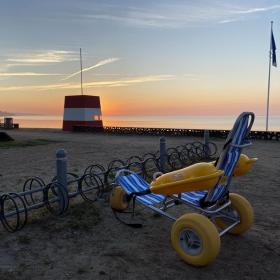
[73,126,280,141]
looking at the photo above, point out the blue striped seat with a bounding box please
[116,173,165,205]
[180,191,208,207]
[180,113,253,206]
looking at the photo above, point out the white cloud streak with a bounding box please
[231,5,280,15]
[0,74,175,92]
[219,18,240,24]
[0,72,63,77]
[62,57,120,80]
[83,2,280,28]
[182,73,200,81]
[6,50,78,67]
[2,2,277,31]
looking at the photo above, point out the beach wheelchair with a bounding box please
[110,112,257,266]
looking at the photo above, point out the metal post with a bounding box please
[56,149,69,212]
[80,48,84,96]
[204,130,210,158]
[160,137,166,173]
[56,149,68,191]
[266,21,273,132]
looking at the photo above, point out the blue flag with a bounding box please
[271,30,277,67]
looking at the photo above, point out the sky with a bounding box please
[0,0,280,116]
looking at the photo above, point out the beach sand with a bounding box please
[0,129,279,279]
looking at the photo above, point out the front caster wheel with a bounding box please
[110,186,128,211]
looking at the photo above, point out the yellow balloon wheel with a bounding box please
[171,213,220,266]
[110,186,128,211]
[214,193,254,235]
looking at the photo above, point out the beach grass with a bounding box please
[0,139,65,149]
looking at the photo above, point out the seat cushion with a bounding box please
[180,190,208,207]
[116,173,165,205]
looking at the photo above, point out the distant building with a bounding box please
[63,95,103,131]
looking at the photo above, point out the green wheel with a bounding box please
[215,193,254,235]
[171,213,220,266]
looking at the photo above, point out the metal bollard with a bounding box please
[56,149,68,190]
[203,130,210,158]
[56,149,69,211]
[159,137,166,173]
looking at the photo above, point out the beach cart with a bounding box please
[110,112,257,266]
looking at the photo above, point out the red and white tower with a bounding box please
[62,95,103,131]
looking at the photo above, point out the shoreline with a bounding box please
[2,114,280,131]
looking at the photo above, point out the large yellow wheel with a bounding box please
[214,193,254,235]
[171,213,220,266]
[110,186,128,211]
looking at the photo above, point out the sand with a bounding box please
[0,129,279,279]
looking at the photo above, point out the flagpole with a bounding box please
[266,21,273,132]
[80,48,84,96]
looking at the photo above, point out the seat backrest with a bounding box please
[115,170,149,194]
[206,112,255,203]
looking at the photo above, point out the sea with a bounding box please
[7,115,280,131]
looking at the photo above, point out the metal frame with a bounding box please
[115,169,239,236]
[121,191,239,237]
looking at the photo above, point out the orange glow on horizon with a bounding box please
[2,82,280,116]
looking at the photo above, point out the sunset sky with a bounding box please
[0,0,280,116]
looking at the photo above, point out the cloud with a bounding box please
[83,3,233,28]
[231,5,280,15]
[83,2,280,28]
[0,74,175,92]
[87,13,175,28]
[0,110,14,116]
[4,2,279,30]
[182,73,200,81]
[6,50,78,66]
[62,57,120,80]
[219,18,240,24]
[0,72,63,77]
